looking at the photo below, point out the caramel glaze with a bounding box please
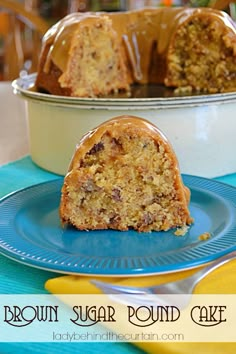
[39,7,236,87]
[60,115,192,225]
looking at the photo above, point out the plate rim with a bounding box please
[0,175,236,277]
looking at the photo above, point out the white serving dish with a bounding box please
[13,73,236,177]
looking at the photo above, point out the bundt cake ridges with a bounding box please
[35,7,236,97]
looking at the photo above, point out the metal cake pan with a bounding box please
[13,73,236,177]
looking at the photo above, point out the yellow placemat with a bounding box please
[45,259,236,354]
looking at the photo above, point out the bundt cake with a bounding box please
[35,7,236,97]
[59,115,193,233]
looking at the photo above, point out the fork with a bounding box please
[92,250,236,297]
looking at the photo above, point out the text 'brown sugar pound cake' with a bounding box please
[59,116,193,233]
[35,7,236,97]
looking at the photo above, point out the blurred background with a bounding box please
[0,0,235,82]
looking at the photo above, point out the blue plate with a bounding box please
[0,176,235,276]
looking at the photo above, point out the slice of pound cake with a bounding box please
[59,116,193,232]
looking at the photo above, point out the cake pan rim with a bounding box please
[12,73,236,110]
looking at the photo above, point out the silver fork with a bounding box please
[92,250,236,307]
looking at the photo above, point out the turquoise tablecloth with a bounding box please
[0,156,236,353]
[0,157,144,354]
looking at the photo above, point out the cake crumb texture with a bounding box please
[60,116,193,232]
[199,232,211,241]
[36,8,236,97]
[58,17,129,97]
[165,14,236,93]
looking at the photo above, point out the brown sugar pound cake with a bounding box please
[59,116,193,233]
[165,9,236,93]
[35,13,129,97]
[35,8,236,96]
